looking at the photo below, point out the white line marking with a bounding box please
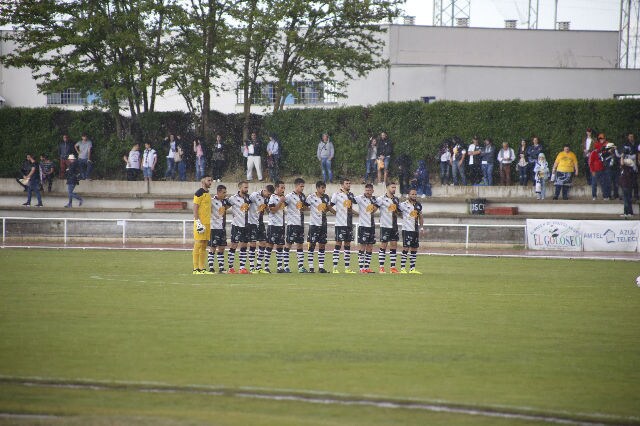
[0,375,636,425]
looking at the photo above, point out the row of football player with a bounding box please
[192,176,426,274]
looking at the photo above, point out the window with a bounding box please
[237,81,337,105]
[614,94,640,100]
[46,89,86,105]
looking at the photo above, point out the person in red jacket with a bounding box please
[588,142,610,200]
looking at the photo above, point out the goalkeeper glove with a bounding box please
[195,219,205,234]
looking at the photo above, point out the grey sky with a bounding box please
[404,0,621,31]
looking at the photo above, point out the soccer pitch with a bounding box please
[0,248,639,426]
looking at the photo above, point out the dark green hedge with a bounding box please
[267,99,640,179]
[1,99,638,180]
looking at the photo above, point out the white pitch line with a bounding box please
[0,375,636,425]
[2,245,639,261]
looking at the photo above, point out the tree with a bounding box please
[230,0,281,139]
[0,0,175,139]
[265,0,403,112]
[166,0,236,139]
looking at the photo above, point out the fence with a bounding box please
[1,217,527,249]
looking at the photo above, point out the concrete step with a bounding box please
[2,178,635,219]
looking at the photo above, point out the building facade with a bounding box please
[1,24,639,114]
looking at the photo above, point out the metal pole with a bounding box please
[465,224,470,249]
[183,220,187,245]
[2,218,5,244]
[122,219,126,246]
[554,0,558,29]
[64,219,67,244]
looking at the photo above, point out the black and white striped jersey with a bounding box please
[228,191,251,228]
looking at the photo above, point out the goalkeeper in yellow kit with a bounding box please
[192,175,213,274]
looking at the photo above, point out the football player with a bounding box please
[355,183,378,273]
[208,184,230,273]
[398,189,424,274]
[375,182,401,273]
[227,181,251,274]
[265,180,287,273]
[305,181,335,273]
[192,175,213,274]
[248,184,274,273]
[330,178,357,273]
[284,177,308,273]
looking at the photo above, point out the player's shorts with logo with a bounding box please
[230,225,250,244]
[286,225,305,244]
[380,227,400,243]
[249,223,267,242]
[402,230,419,249]
[357,226,376,245]
[307,224,328,244]
[208,228,227,247]
[267,225,285,246]
[335,225,354,242]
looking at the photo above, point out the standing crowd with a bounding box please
[18,129,639,217]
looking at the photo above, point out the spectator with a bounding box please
[58,134,74,179]
[364,136,377,184]
[22,154,43,207]
[601,140,620,200]
[142,141,158,183]
[64,154,83,208]
[467,136,481,185]
[619,145,637,217]
[396,154,412,196]
[414,160,431,198]
[583,128,595,185]
[16,156,31,191]
[266,134,280,183]
[588,140,609,200]
[497,142,515,186]
[174,137,186,181]
[438,140,452,185]
[526,136,544,185]
[450,136,467,186]
[480,138,496,186]
[163,133,178,180]
[39,153,55,192]
[551,144,579,200]
[533,153,550,200]
[624,132,638,200]
[317,133,334,184]
[244,131,264,181]
[193,137,206,181]
[211,134,226,182]
[74,133,93,180]
[123,143,141,181]
[377,132,393,185]
[517,139,528,186]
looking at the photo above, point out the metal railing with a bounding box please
[1,216,527,248]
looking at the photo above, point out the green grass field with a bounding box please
[0,248,639,425]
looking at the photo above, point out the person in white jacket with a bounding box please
[497,142,515,186]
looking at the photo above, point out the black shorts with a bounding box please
[208,228,227,247]
[357,226,376,245]
[286,225,305,245]
[402,230,419,249]
[249,223,267,242]
[335,225,354,243]
[307,224,328,244]
[267,225,285,246]
[380,227,400,243]
[230,225,250,244]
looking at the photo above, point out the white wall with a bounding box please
[386,65,640,102]
[1,25,635,114]
[388,25,620,68]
